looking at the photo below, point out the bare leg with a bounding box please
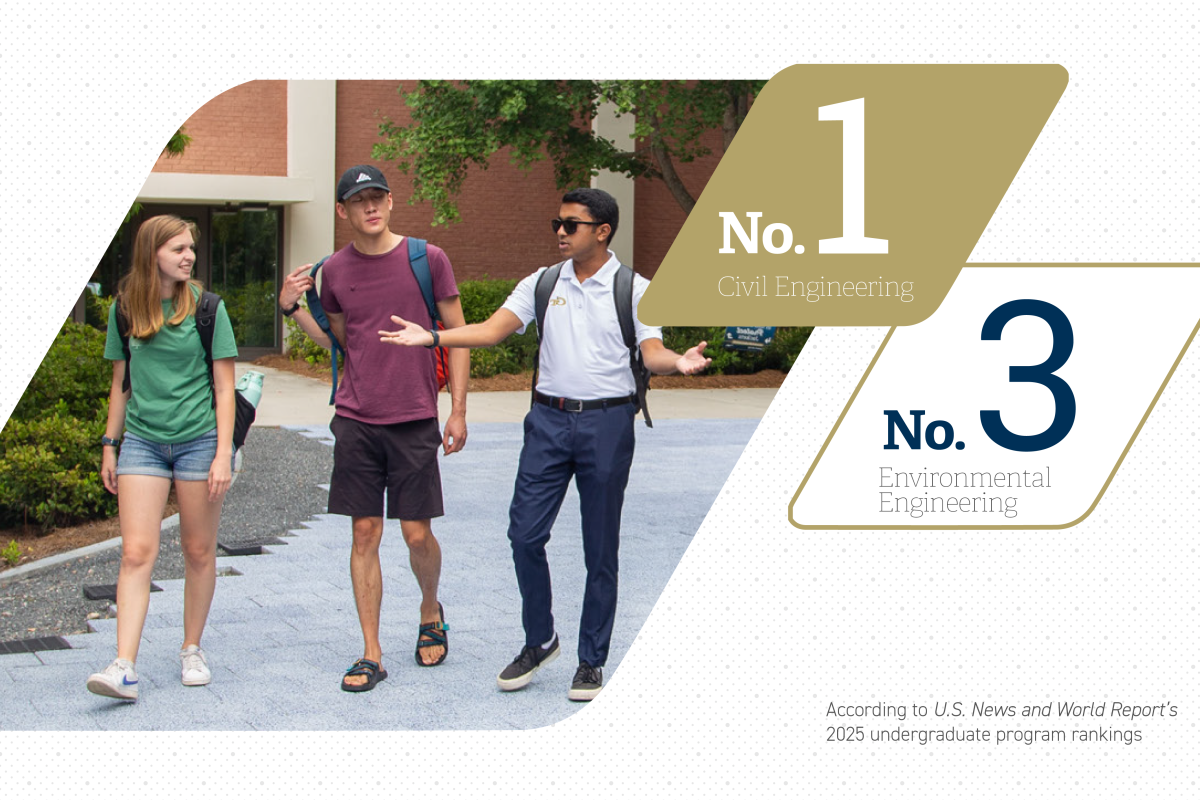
[114,475,172,663]
[174,479,223,648]
[401,519,443,665]
[345,516,384,687]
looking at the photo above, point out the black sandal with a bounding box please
[415,602,449,667]
[341,658,387,692]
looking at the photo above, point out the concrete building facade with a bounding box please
[101,80,723,355]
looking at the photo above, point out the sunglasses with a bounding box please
[551,218,604,235]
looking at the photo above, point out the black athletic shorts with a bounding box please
[327,415,444,520]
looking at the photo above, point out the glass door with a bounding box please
[102,204,284,357]
[93,206,283,357]
[208,207,281,356]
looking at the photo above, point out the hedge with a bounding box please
[287,277,811,378]
[0,410,115,530]
[1,321,116,530]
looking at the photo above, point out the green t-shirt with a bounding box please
[104,293,238,444]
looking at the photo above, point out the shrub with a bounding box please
[0,410,116,531]
[662,326,810,375]
[284,279,538,379]
[281,278,812,379]
[283,302,343,374]
[458,279,540,375]
[219,280,277,347]
[470,328,539,378]
[85,293,115,330]
[468,329,541,378]
[761,326,813,372]
[285,309,324,365]
[458,277,518,324]
[1,319,117,531]
[13,321,111,422]
[1,540,20,567]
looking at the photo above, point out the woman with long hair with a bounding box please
[86,214,238,702]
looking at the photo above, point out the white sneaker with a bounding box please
[180,645,212,686]
[86,658,139,701]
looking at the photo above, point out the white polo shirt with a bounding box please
[501,252,663,400]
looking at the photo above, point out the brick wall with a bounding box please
[633,128,725,278]
[152,80,723,281]
[152,81,288,176]
[334,81,566,282]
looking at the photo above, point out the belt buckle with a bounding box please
[560,398,584,413]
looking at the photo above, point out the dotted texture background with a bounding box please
[2,2,1198,798]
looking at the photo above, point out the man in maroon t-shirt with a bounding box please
[279,165,469,691]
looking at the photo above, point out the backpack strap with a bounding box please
[529,262,652,426]
[306,256,342,405]
[612,264,636,351]
[114,297,133,395]
[406,237,439,325]
[114,291,222,407]
[407,237,450,392]
[531,263,565,407]
[196,291,221,409]
[613,264,652,428]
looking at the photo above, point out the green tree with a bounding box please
[374,80,765,225]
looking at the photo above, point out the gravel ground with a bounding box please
[0,427,333,642]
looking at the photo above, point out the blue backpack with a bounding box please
[305,237,444,405]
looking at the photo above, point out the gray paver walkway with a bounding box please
[0,415,757,730]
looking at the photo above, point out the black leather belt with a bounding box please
[534,391,635,413]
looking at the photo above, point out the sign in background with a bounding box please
[2,3,1198,799]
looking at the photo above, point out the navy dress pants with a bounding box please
[507,402,636,667]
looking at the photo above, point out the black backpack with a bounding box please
[114,292,256,449]
[532,262,653,427]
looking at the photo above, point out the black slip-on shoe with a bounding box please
[497,635,560,691]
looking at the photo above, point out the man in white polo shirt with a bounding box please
[379,188,709,701]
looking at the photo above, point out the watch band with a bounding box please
[424,328,440,349]
[101,435,120,447]
[281,301,301,317]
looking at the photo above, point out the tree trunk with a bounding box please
[649,125,696,215]
[722,85,751,153]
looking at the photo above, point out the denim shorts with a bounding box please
[116,429,226,482]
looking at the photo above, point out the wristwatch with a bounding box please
[424,328,440,348]
[281,301,301,317]
[101,435,120,447]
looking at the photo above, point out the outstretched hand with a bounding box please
[676,340,712,375]
[379,315,434,348]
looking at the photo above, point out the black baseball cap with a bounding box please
[337,164,390,201]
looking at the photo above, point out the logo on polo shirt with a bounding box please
[549,296,566,307]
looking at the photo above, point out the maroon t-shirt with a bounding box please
[319,238,458,425]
